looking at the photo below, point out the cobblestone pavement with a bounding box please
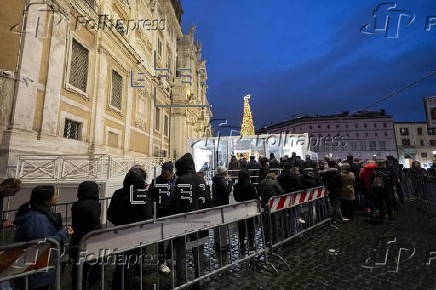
[200,202,436,290]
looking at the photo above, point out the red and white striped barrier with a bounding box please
[267,187,327,213]
[0,239,59,282]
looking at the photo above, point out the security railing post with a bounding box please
[55,244,60,290]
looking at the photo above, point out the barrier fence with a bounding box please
[401,173,436,213]
[0,185,331,290]
[0,238,61,290]
[76,200,266,290]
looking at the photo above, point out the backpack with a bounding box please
[371,170,385,189]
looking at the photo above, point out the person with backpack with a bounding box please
[14,185,71,290]
[70,181,102,290]
[107,167,153,290]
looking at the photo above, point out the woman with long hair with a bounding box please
[14,185,70,290]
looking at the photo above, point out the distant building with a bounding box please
[257,110,398,161]
[394,122,436,168]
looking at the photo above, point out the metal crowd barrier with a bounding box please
[265,186,330,250]
[0,238,62,290]
[401,173,436,213]
[76,200,267,290]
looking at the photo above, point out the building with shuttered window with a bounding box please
[0,0,211,174]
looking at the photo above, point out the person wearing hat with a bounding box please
[148,161,177,274]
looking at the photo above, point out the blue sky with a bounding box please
[181,0,436,132]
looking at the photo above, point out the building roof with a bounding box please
[257,110,392,133]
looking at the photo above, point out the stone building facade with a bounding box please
[0,0,211,173]
[394,122,436,168]
[258,110,398,161]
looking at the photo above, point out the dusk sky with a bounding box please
[181,0,436,133]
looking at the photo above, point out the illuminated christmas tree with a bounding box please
[240,94,255,136]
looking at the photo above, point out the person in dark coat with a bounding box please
[233,169,258,251]
[212,167,233,207]
[301,168,321,189]
[107,167,152,226]
[288,152,298,168]
[70,181,102,290]
[228,155,240,177]
[239,157,248,169]
[212,166,233,251]
[247,156,260,185]
[277,164,303,193]
[172,153,206,285]
[148,162,177,273]
[321,161,343,220]
[269,153,280,169]
[303,155,316,169]
[14,185,69,290]
[371,161,395,223]
[107,168,152,290]
[258,173,284,208]
[258,157,270,184]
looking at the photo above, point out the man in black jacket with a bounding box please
[321,161,344,220]
[70,181,102,290]
[107,168,152,290]
[233,169,258,251]
[107,167,152,225]
[172,153,206,286]
[278,164,303,193]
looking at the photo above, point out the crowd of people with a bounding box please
[1,152,435,289]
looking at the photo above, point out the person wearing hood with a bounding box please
[14,185,70,290]
[107,167,152,226]
[107,167,152,290]
[171,153,207,286]
[70,181,102,290]
[321,161,344,221]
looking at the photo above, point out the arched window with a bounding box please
[431,107,436,120]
